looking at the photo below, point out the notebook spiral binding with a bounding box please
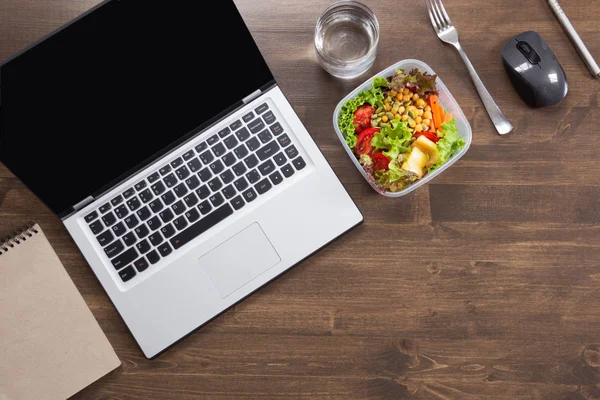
[0,222,39,255]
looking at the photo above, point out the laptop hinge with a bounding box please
[242,89,262,104]
[72,196,95,213]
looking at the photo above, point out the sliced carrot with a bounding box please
[428,95,442,129]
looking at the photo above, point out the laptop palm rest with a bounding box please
[199,223,281,299]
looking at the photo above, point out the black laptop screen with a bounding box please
[0,0,274,217]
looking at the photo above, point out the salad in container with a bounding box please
[333,59,472,196]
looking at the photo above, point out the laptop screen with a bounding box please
[0,0,274,217]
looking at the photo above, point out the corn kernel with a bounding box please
[395,113,401,120]
[396,94,403,101]
[423,118,431,126]
[398,106,406,114]
[416,99,426,108]
[415,116,423,123]
[381,116,389,123]
[415,124,423,133]
[417,109,424,117]
[403,94,411,102]
[403,88,410,95]
[402,114,409,121]
[412,94,420,101]
[409,121,417,128]
[385,104,392,111]
[390,90,397,97]
[425,105,432,112]
[423,111,432,120]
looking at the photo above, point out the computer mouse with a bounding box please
[502,31,568,107]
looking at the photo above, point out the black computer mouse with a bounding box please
[502,31,568,107]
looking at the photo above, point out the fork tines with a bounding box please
[426,0,452,32]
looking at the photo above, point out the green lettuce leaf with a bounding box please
[428,119,465,171]
[374,159,419,190]
[373,76,391,89]
[337,83,385,149]
[371,120,412,160]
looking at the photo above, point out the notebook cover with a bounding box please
[0,224,121,400]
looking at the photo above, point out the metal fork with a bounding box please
[425,0,513,135]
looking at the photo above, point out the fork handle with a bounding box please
[454,43,513,135]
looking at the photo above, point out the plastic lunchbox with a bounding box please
[333,59,472,197]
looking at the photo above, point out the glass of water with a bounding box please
[314,1,380,80]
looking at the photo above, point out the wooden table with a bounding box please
[2,0,600,398]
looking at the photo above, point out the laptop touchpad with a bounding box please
[199,223,281,299]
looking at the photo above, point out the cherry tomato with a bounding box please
[372,152,391,171]
[353,105,374,133]
[354,128,379,156]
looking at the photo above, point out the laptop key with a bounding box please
[285,145,299,159]
[263,111,276,125]
[147,172,160,184]
[183,150,195,161]
[171,200,186,215]
[135,224,150,239]
[185,175,201,190]
[212,143,226,158]
[185,208,201,223]
[158,242,173,257]
[207,134,219,146]
[258,130,273,144]
[256,178,273,195]
[246,137,261,152]
[224,135,238,150]
[258,160,276,176]
[159,209,174,223]
[139,189,153,203]
[187,158,202,173]
[255,103,269,114]
[198,167,212,182]
[159,165,172,176]
[274,152,286,166]
[151,181,166,196]
[256,141,280,161]
[293,156,307,170]
[243,112,255,123]
[149,198,164,213]
[183,192,198,208]
[85,211,98,223]
[136,206,151,221]
[220,170,235,184]
[208,177,222,192]
[281,164,295,178]
[196,185,211,200]
[230,120,243,131]
[198,200,212,215]
[126,197,141,211]
[234,177,249,192]
[246,169,261,184]
[218,127,231,138]
[200,150,214,165]
[248,119,265,134]
[164,173,178,188]
[231,195,245,211]
[209,160,224,175]
[99,203,111,214]
[123,232,137,247]
[173,183,188,198]
[104,240,124,259]
[170,157,184,169]
[277,134,291,148]
[147,216,162,231]
[147,250,160,265]
[134,257,149,273]
[97,230,114,247]
[223,152,237,167]
[161,191,176,205]
[112,247,138,270]
[123,188,136,199]
[170,204,234,250]
[175,166,190,180]
[244,154,259,169]
[233,162,248,177]
[235,127,250,142]
[242,188,258,203]
[148,232,163,247]
[222,185,236,200]
[195,142,208,153]
[101,212,116,228]
[234,144,249,159]
[136,239,151,254]
[119,266,136,282]
[270,122,284,136]
[161,224,176,239]
[270,171,284,186]
[210,193,225,207]
[173,216,188,231]
[111,196,124,206]
[135,181,147,191]
[124,215,139,229]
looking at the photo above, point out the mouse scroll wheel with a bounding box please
[517,41,541,64]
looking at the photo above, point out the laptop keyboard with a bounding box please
[83,102,306,283]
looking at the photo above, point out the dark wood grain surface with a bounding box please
[2,0,600,398]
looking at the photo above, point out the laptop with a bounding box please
[0,0,363,358]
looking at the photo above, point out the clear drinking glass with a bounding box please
[314,1,380,80]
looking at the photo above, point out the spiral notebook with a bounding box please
[0,223,121,400]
